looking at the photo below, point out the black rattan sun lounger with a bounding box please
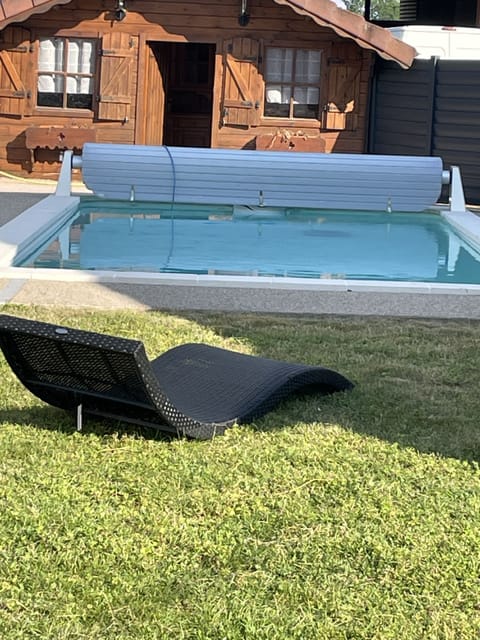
[0,314,353,439]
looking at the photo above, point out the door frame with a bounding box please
[136,36,218,147]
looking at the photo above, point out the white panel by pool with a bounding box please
[16,199,480,285]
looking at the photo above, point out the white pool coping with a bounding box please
[1,193,480,296]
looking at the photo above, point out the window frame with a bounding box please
[34,31,99,117]
[262,45,323,123]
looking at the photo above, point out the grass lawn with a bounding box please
[0,304,479,639]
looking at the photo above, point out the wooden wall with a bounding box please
[0,0,374,177]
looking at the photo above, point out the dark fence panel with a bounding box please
[369,59,435,156]
[369,57,480,204]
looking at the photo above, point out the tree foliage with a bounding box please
[343,0,400,20]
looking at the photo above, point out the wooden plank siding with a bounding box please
[0,0,374,177]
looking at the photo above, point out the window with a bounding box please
[37,37,96,109]
[264,47,321,119]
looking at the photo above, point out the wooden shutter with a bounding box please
[323,46,361,131]
[0,27,32,117]
[221,37,261,127]
[98,32,137,121]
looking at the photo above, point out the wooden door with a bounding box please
[221,37,262,127]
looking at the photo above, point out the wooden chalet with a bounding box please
[0,0,415,177]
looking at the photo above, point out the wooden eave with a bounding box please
[0,0,72,30]
[0,0,416,69]
[274,0,417,68]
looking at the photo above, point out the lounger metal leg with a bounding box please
[76,404,83,432]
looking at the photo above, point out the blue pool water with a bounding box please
[18,199,480,284]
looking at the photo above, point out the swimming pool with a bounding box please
[15,198,480,285]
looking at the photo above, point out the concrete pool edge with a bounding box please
[1,267,480,296]
[0,194,80,267]
[2,280,480,319]
[1,194,480,311]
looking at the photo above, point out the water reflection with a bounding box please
[19,201,480,284]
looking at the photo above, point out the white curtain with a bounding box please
[38,38,63,92]
[265,48,293,104]
[295,50,321,84]
[38,37,94,95]
[67,39,94,94]
[265,48,320,105]
[293,87,319,105]
[266,85,291,104]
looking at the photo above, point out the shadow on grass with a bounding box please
[161,310,480,463]
[1,373,479,464]
[0,388,341,444]
[1,307,479,462]
[0,406,178,442]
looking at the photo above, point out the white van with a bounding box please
[389,25,480,59]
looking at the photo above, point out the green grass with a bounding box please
[0,304,479,639]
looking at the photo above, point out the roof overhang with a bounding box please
[0,0,72,30]
[1,0,417,68]
[274,0,417,68]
